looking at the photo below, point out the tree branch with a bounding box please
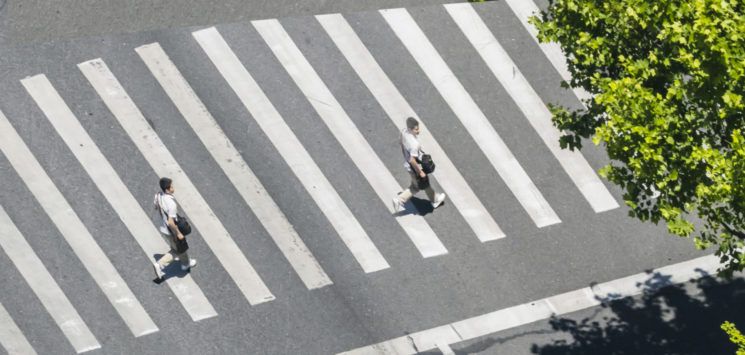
[722,221,745,240]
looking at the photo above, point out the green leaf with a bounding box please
[668,217,694,236]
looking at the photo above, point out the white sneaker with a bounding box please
[392,197,404,212]
[153,263,165,280]
[181,259,197,271]
[431,193,446,209]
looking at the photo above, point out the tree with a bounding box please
[722,321,745,354]
[530,0,745,276]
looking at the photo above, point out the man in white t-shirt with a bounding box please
[152,177,196,281]
[392,117,446,212]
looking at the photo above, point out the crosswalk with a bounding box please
[80,57,276,306]
[444,3,618,213]
[0,203,99,353]
[0,2,618,353]
[316,13,506,243]
[0,301,37,355]
[382,7,561,228]
[193,27,391,273]
[253,19,448,258]
[135,43,333,290]
[21,73,217,321]
[0,101,159,338]
[502,0,594,104]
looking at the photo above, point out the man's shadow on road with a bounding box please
[393,196,443,217]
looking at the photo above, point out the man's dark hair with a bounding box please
[406,117,419,130]
[159,177,172,192]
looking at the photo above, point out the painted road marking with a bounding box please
[502,0,593,103]
[445,3,619,213]
[136,42,332,290]
[22,74,218,321]
[317,13,505,242]
[381,8,561,228]
[253,19,447,257]
[79,58,275,305]
[0,104,158,337]
[338,253,720,354]
[0,301,37,355]
[193,27,389,273]
[0,203,98,354]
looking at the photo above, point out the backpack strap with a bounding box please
[156,192,165,218]
[157,192,178,236]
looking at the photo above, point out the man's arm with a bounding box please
[409,156,425,178]
[167,217,184,240]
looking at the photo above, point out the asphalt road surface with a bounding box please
[0,1,727,354]
[0,0,459,44]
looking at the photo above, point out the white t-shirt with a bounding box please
[154,192,178,235]
[401,128,423,172]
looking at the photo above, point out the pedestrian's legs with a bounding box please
[397,171,420,204]
[425,181,446,209]
[424,185,436,202]
[397,189,413,204]
[156,251,176,268]
[156,233,177,268]
[176,250,190,268]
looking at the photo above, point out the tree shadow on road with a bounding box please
[439,271,745,354]
[528,273,745,355]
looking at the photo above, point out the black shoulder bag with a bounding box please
[158,193,190,253]
[418,153,435,174]
[410,152,435,190]
[403,133,435,189]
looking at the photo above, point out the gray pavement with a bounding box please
[0,0,459,44]
[0,2,719,354]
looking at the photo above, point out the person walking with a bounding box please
[153,177,196,281]
[392,117,446,212]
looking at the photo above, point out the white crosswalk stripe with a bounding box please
[316,13,506,242]
[78,58,276,306]
[0,105,158,338]
[21,74,218,321]
[445,3,619,213]
[0,300,37,355]
[192,27,390,273]
[501,0,593,103]
[252,19,448,258]
[381,8,561,228]
[0,203,97,354]
[135,42,333,289]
